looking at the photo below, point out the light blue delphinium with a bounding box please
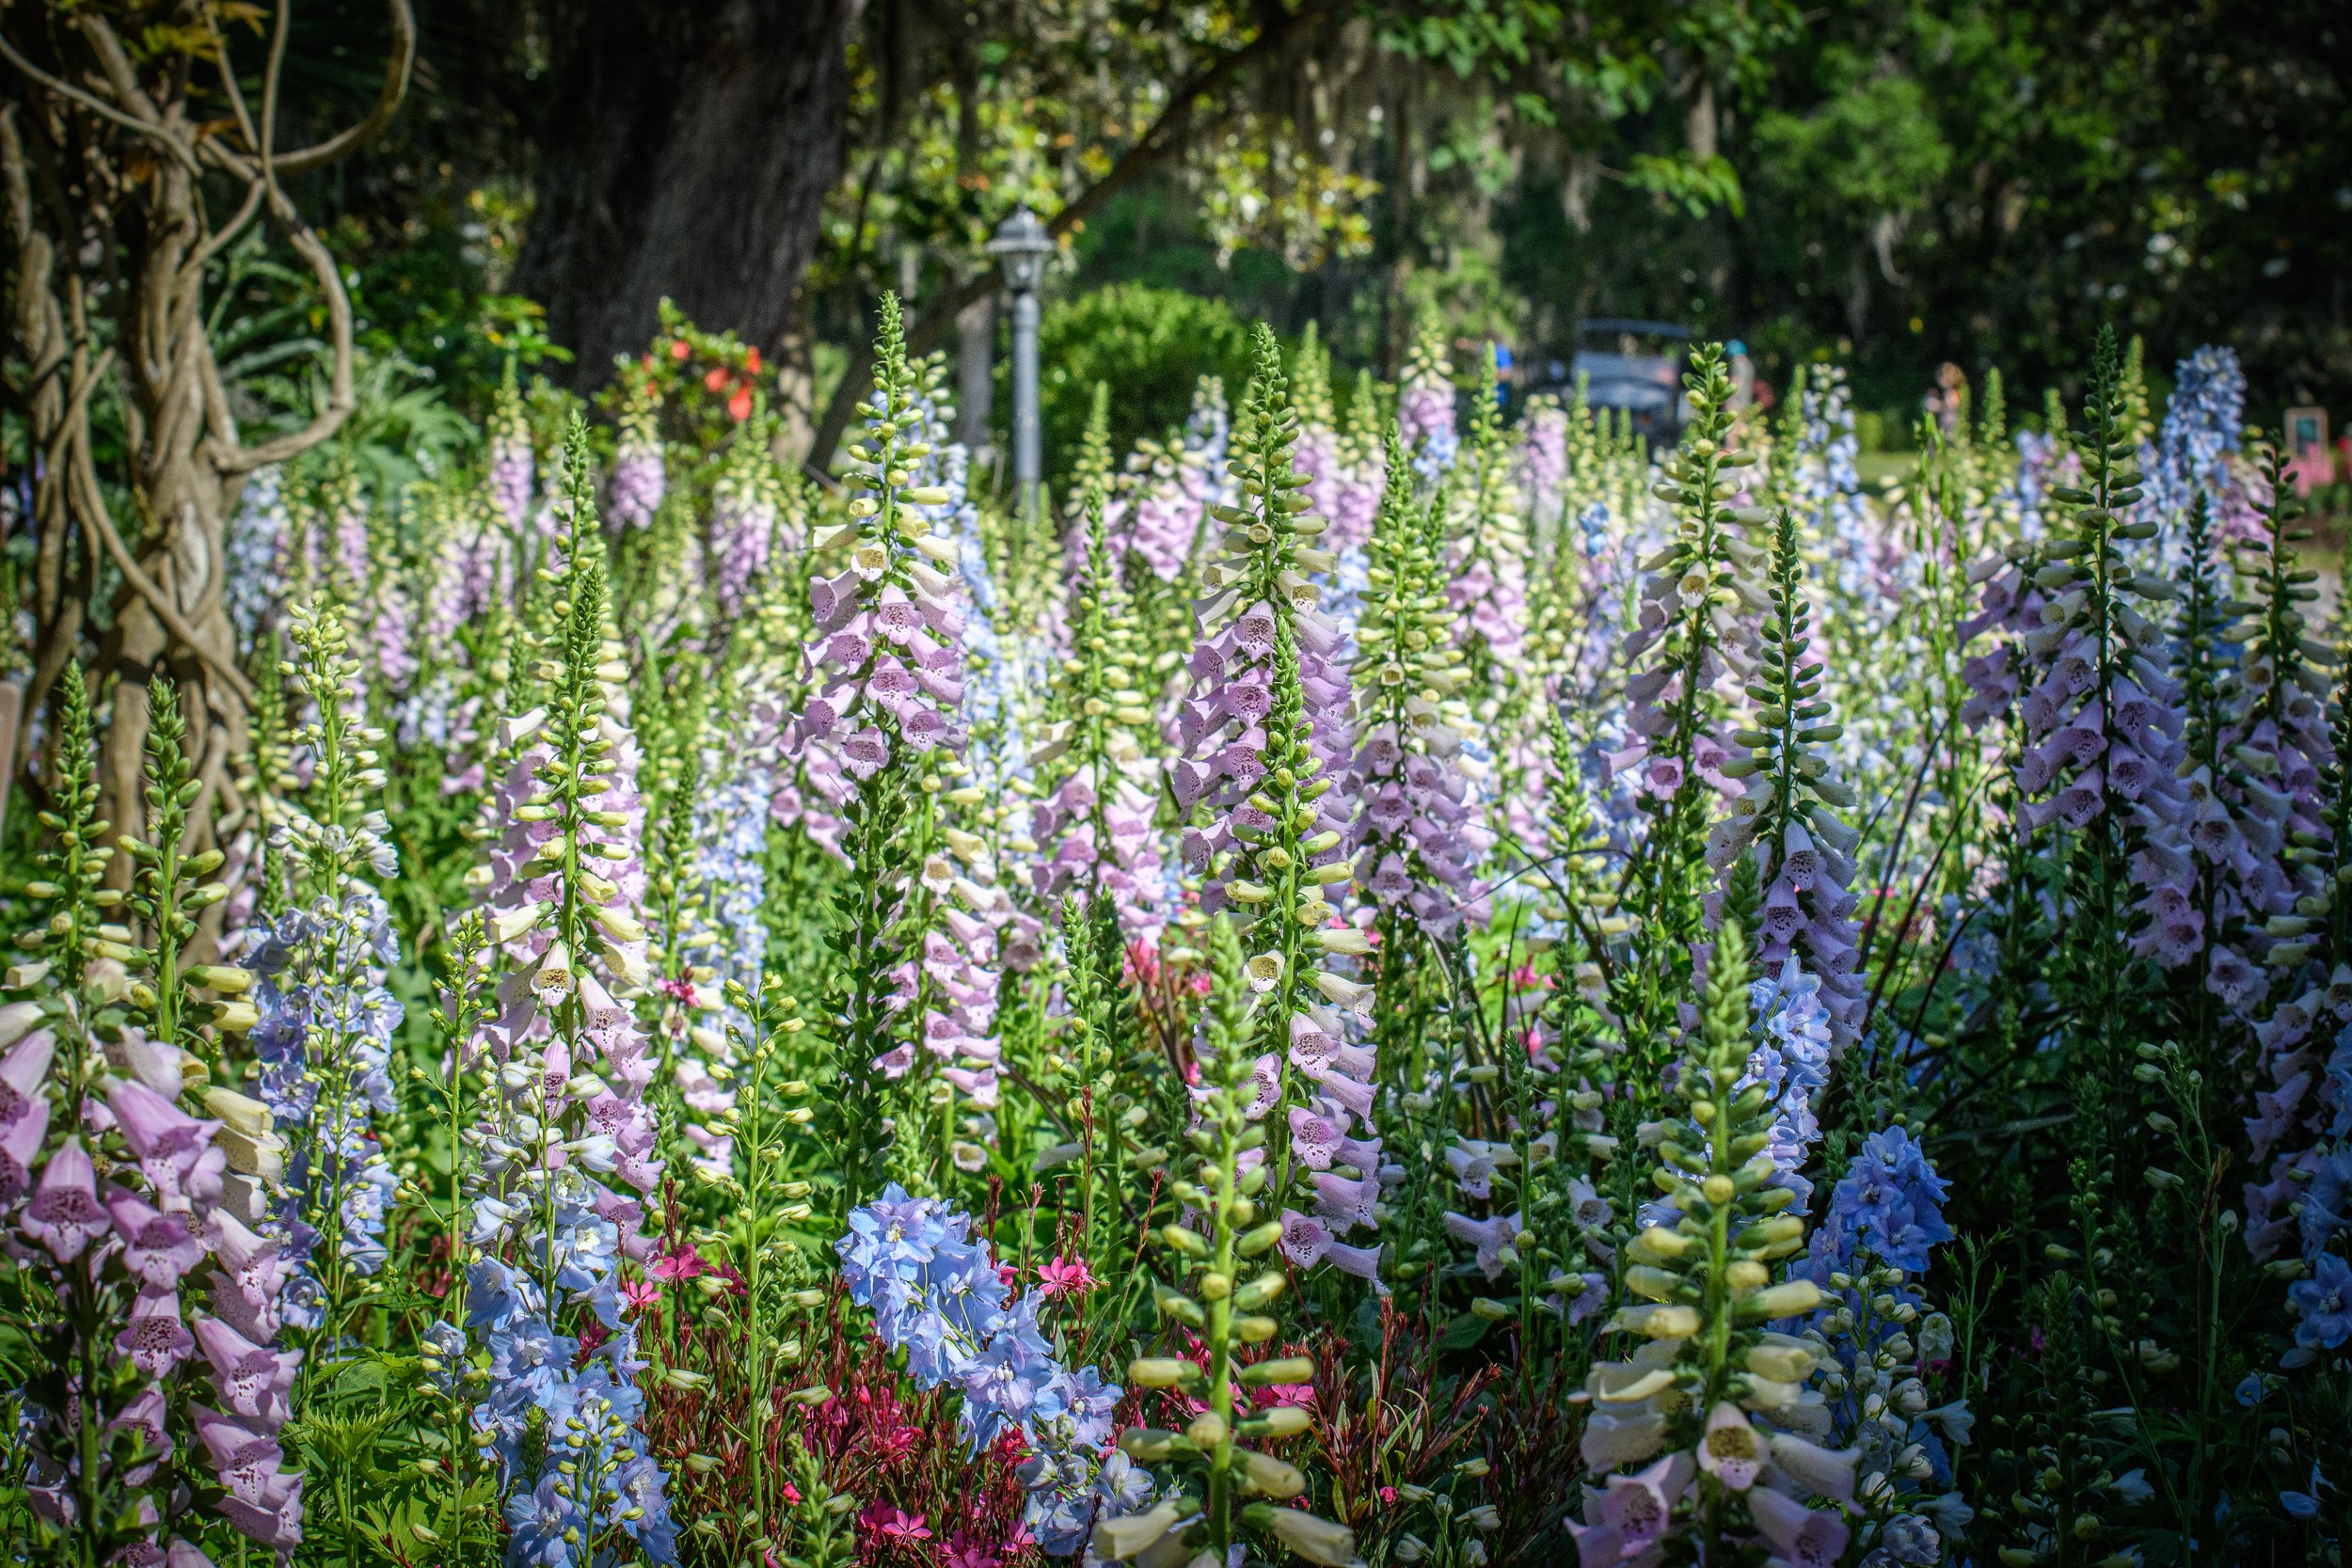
[1744,958,1837,1205]
[839,1184,1142,1554]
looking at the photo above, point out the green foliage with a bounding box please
[1032,285,1254,499]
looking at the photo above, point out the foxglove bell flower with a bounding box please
[1398,313,1457,479]
[608,378,667,530]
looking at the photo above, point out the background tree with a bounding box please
[1,0,414,870]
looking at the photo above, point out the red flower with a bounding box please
[669,338,691,360]
[704,366,728,392]
[745,345,763,374]
[728,385,755,421]
[1036,1256,1099,1299]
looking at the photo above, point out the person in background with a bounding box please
[1727,339,1756,408]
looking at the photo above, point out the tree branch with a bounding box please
[271,0,417,174]
[0,34,199,178]
[67,420,256,705]
[209,199,358,472]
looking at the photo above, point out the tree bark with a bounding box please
[515,0,864,386]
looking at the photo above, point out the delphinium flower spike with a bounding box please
[1798,1123,1970,1563]
[835,1179,1137,1555]
[225,464,291,657]
[1111,914,1358,1568]
[1574,918,1854,1562]
[246,598,405,1356]
[2149,345,2251,547]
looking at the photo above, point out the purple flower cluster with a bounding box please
[489,366,535,530]
[712,417,798,622]
[1398,315,1457,480]
[1515,395,1569,544]
[1345,438,1486,938]
[3,1010,305,1559]
[1173,557,1354,908]
[1744,959,1837,1200]
[607,387,668,531]
[1030,493,1170,938]
[1808,1125,1953,1277]
[1445,363,1531,668]
[424,490,513,657]
[1958,519,2187,932]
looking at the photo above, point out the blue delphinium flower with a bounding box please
[1815,1126,1954,1276]
[2151,344,2246,529]
[839,1185,1136,1555]
[1744,958,1836,1203]
[2288,1253,2352,1354]
[468,1254,680,1566]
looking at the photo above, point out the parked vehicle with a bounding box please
[1526,318,1693,440]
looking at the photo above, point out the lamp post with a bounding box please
[987,207,1054,519]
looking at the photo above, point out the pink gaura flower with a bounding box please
[860,1503,931,1544]
[648,1243,707,1283]
[1037,1256,1099,1299]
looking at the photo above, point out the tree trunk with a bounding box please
[516,0,863,386]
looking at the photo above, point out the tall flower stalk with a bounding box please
[1111,915,1357,1568]
[1574,920,1855,1562]
[463,418,678,1566]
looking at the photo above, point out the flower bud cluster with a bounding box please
[1112,916,1357,1567]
